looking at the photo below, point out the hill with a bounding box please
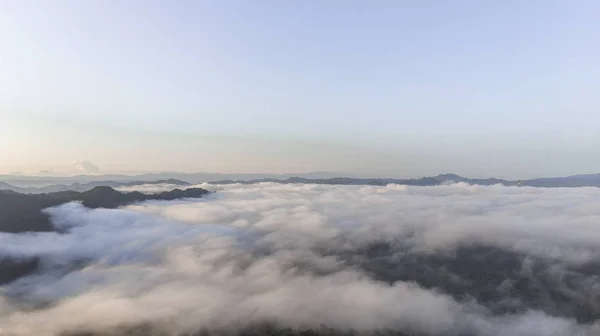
[0,186,211,285]
[0,186,210,233]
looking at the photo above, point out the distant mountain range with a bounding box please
[209,173,600,188]
[4,172,600,189]
[0,171,342,186]
[0,178,190,194]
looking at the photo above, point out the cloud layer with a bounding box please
[1,183,600,336]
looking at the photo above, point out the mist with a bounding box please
[1,183,600,335]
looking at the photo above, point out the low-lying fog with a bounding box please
[1,182,600,336]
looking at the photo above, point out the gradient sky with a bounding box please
[1,0,599,178]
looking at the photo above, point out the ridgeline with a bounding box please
[0,186,210,233]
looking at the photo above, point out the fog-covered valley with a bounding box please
[1,182,599,335]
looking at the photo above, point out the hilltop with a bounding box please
[0,186,210,233]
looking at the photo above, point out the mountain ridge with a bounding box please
[209,172,600,188]
[5,172,600,190]
[0,186,211,234]
[0,186,212,285]
[0,178,190,194]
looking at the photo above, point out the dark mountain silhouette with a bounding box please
[0,186,211,285]
[0,186,210,234]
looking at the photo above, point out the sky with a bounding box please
[1,0,599,178]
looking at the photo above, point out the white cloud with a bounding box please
[132,183,600,264]
[72,160,100,174]
[1,183,600,335]
[115,183,189,194]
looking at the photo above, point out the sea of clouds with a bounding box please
[1,182,600,336]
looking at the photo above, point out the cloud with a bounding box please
[72,160,100,174]
[114,183,189,194]
[1,183,600,335]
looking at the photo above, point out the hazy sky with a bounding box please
[1,0,599,178]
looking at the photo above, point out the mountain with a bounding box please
[0,186,211,286]
[0,179,191,194]
[0,181,16,190]
[522,174,600,187]
[5,171,600,189]
[0,186,210,234]
[0,172,344,186]
[208,173,600,188]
